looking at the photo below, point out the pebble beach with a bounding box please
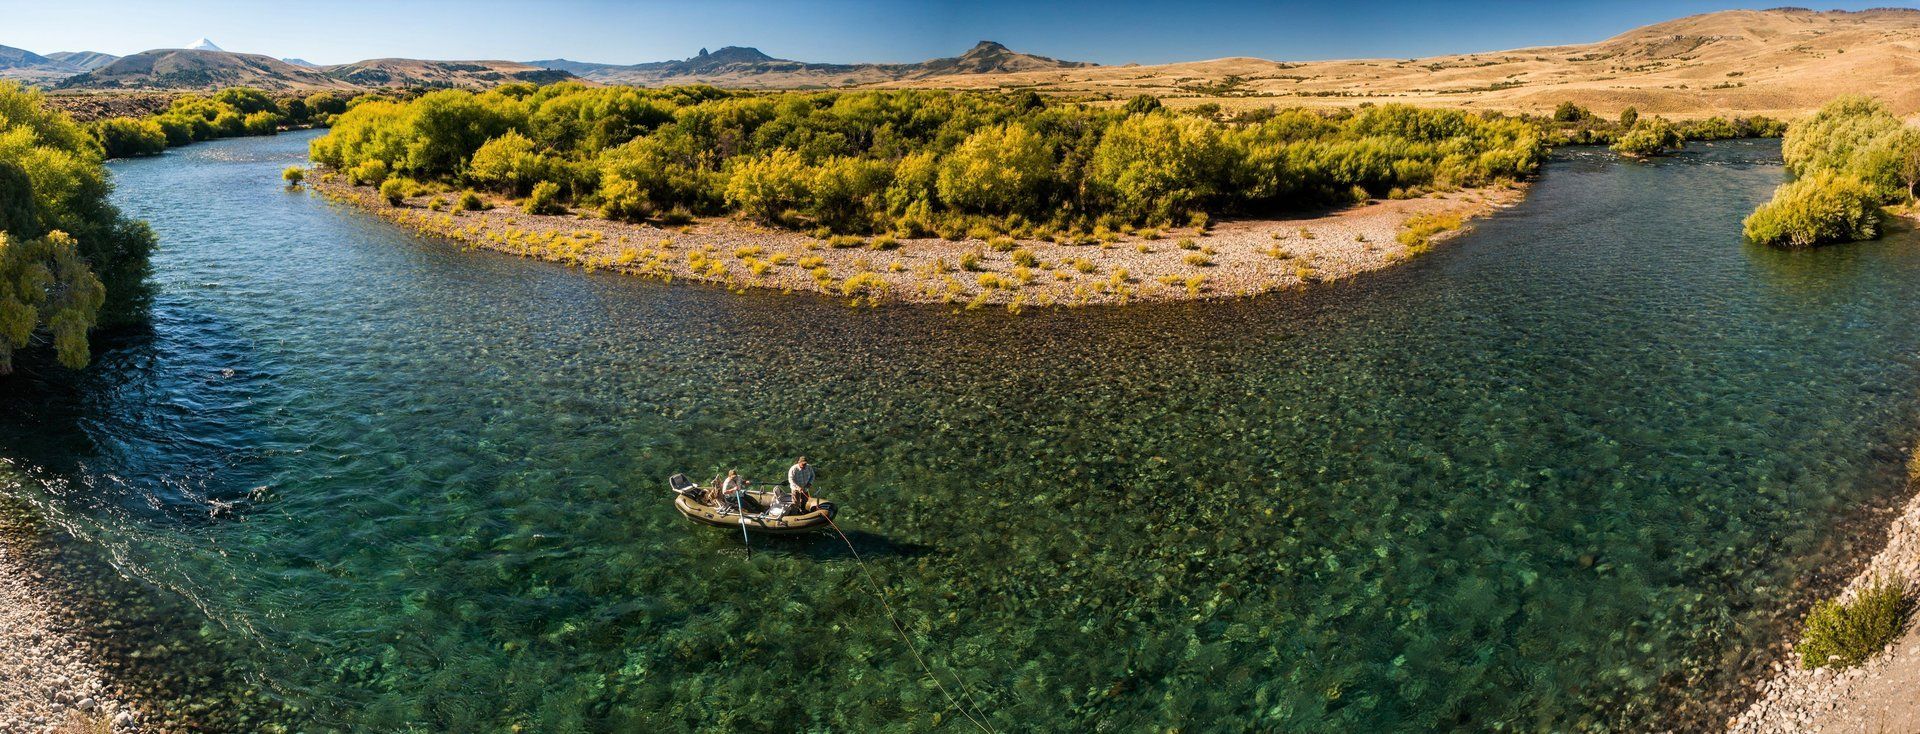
[0,512,140,734]
[312,174,1526,308]
[1728,449,1920,733]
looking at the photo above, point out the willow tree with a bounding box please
[0,81,154,373]
[0,231,103,373]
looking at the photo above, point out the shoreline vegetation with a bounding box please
[311,172,1523,307]
[307,86,1551,244]
[0,82,153,375]
[1743,95,1920,248]
[300,84,1566,306]
[1731,447,1920,732]
[297,85,1787,307]
[85,88,360,159]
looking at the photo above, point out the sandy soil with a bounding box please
[311,176,1523,309]
[1727,451,1920,734]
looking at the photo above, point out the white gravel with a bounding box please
[0,538,144,733]
[1726,452,1920,733]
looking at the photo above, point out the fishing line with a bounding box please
[825,515,997,734]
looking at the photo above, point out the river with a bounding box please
[3,131,1920,731]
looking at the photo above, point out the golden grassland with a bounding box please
[871,9,1920,120]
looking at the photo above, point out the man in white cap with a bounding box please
[786,456,815,512]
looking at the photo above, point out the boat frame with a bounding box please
[669,475,838,535]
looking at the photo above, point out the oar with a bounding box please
[735,479,751,558]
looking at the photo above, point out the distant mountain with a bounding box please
[52,48,575,91]
[320,58,573,88]
[0,44,66,69]
[910,41,1092,77]
[528,41,1093,88]
[281,58,318,68]
[27,7,1920,119]
[59,49,353,90]
[0,44,79,82]
[521,58,614,77]
[186,38,224,52]
[46,51,119,71]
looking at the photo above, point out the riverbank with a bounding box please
[311,174,1524,307]
[0,500,140,734]
[1728,448,1920,733]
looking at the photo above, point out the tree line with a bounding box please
[310,84,1550,236]
[1743,96,1920,247]
[0,82,155,374]
[88,88,360,159]
[1542,102,1787,157]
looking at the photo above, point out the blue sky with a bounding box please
[2,0,1916,65]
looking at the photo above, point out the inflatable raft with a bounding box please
[669,474,838,535]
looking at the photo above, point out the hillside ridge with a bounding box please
[12,9,1920,115]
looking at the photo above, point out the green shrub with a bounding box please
[1743,172,1883,247]
[306,87,1545,236]
[89,117,167,158]
[935,123,1053,216]
[840,271,887,303]
[1612,118,1683,157]
[379,177,414,206]
[1783,96,1907,192]
[242,110,281,136]
[0,82,154,370]
[468,130,553,195]
[1743,95,1919,237]
[455,190,489,212]
[349,159,390,186]
[525,181,566,215]
[282,166,305,185]
[1799,575,1912,669]
[724,150,808,223]
[1123,95,1162,115]
[659,206,695,226]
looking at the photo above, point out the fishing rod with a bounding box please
[731,475,750,558]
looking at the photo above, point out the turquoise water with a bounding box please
[5,132,1920,731]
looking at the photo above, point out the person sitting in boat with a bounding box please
[713,470,747,507]
[783,457,814,512]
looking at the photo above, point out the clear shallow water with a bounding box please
[4,133,1920,731]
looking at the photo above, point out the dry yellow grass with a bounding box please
[869,8,1920,119]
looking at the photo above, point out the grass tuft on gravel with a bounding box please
[1799,574,1913,669]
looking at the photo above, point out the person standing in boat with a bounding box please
[786,457,814,511]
